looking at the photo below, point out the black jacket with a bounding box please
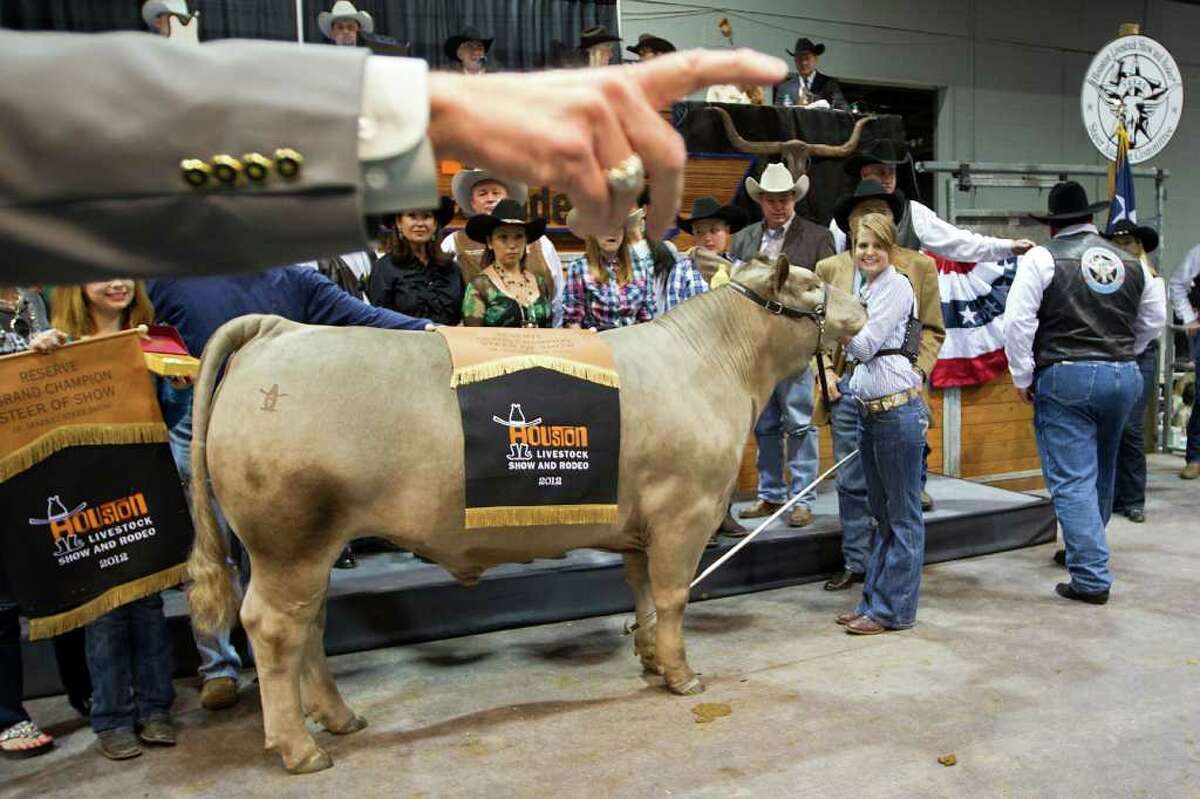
[368,253,464,326]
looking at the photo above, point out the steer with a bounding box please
[187,254,865,773]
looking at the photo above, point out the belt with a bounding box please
[856,387,921,415]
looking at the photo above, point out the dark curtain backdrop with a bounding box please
[1,1,618,65]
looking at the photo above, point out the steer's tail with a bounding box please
[186,315,272,634]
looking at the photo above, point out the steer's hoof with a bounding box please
[667,675,705,696]
[285,746,333,775]
[325,714,368,736]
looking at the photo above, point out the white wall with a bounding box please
[621,0,1200,273]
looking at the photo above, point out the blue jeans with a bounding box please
[1034,361,1142,594]
[829,376,872,573]
[754,369,819,507]
[1114,342,1159,511]
[170,405,242,682]
[854,396,929,629]
[1188,335,1200,464]
[86,594,175,733]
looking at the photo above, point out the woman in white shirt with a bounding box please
[834,213,929,636]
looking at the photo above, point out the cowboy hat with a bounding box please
[465,199,547,244]
[141,0,189,29]
[382,196,456,231]
[1104,218,1159,254]
[677,196,748,235]
[451,169,529,216]
[317,1,374,40]
[833,180,906,234]
[787,37,826,56]
[564,207,645,240]
[843,138,910,177]
[745,162,809,202]
[580,25,621,50]
[1028,181,1109,224]
[626,33,675,56]
[444,26,494,62]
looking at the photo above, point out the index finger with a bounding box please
[631,49,787,109]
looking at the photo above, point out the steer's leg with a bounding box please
[300,601,366,736]
[622,551,657,673]
[646,523,709,696]
[241,559,332,774]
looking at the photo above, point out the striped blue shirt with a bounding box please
[846,265,922,401]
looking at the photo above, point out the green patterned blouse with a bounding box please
[462,271,553,328]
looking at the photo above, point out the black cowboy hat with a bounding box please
[444,26,494,62]
[677,196,748,235]
[382,196,456,230]
[833,180,907,235]
[843,138,911,177]
[464,198,546,244]
[1105,218,1159,254]
[787,37,826,56]
[626,33,675,56]
[580,25,621,50]
[1028,181,1109,224]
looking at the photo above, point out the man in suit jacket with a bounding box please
[773,37,848,111]
[813,180,945,590]
[730,162,834,528]
[0,32,785,284]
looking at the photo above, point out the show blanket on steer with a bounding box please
[436,327,620,529]
[928,252,1019,388]
[0,330,192,639]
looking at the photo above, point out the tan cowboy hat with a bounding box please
[141,0,190,29]
[745,162,809,202]
[318,1,374,39]
[564,207,645,240]
[450,169,529,215]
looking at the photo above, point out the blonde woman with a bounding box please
[563,209,657,329]
[833,213,929,636]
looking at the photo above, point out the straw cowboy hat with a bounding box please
[677,196,748,235]
[464,199,547,244]
[450,169,529,216]
[626,33,676,57]
[318,1,374,40]
[832,180,906,234]
[1028,181,1108,224]
[564,207,645,240]
[444,26,495,62]
[141,0,190,29]
[1105,218,1160,254]
[745,162,809,201]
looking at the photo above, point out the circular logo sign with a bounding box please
[1080,247,1126,295]
[1081,35,1184,164]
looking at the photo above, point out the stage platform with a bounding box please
[21,474,1055,698]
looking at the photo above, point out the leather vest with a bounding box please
[1033,232,1144,368]
[453,230,555,290]
[895,201,921,251]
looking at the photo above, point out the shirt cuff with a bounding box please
[358,55,438,214]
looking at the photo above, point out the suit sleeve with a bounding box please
[300,268,430,330]
[914,257,946,379]
[0,31,433,284]
[823,77,850,112]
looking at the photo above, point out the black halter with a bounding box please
[728,281,834,410]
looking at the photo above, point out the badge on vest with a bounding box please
[1080,247,1126,295]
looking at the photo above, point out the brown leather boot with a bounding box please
[787,506,813,528]
[739,499,783,519]
[1181,462,1200,480]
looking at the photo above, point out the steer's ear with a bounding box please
[773,255,791,292]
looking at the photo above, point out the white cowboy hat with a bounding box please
[318,1,374,39]
[450,168,529,216]
[141,0,190,29]
[564,207,645,240]
[745,162,809,202]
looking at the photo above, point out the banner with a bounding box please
[929,253,1019,389]
[0,330,192,639]
[437,328,620,529]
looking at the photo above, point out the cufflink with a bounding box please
[181,159,214,188]
[273,148,303,180]
[242,153,272,183]
[211,155,244,185]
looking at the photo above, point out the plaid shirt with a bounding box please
[563,248,657,328]
[656,256,709,315]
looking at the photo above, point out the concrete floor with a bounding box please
[4,455,1198,798]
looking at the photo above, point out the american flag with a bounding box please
[929,253,1019,388]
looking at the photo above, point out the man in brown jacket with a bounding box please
[815,180,945,590]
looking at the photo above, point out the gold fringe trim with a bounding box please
[451,356,620,389]
[465,503,618,529]
[27,563,188,640]
[0,423,169,482]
